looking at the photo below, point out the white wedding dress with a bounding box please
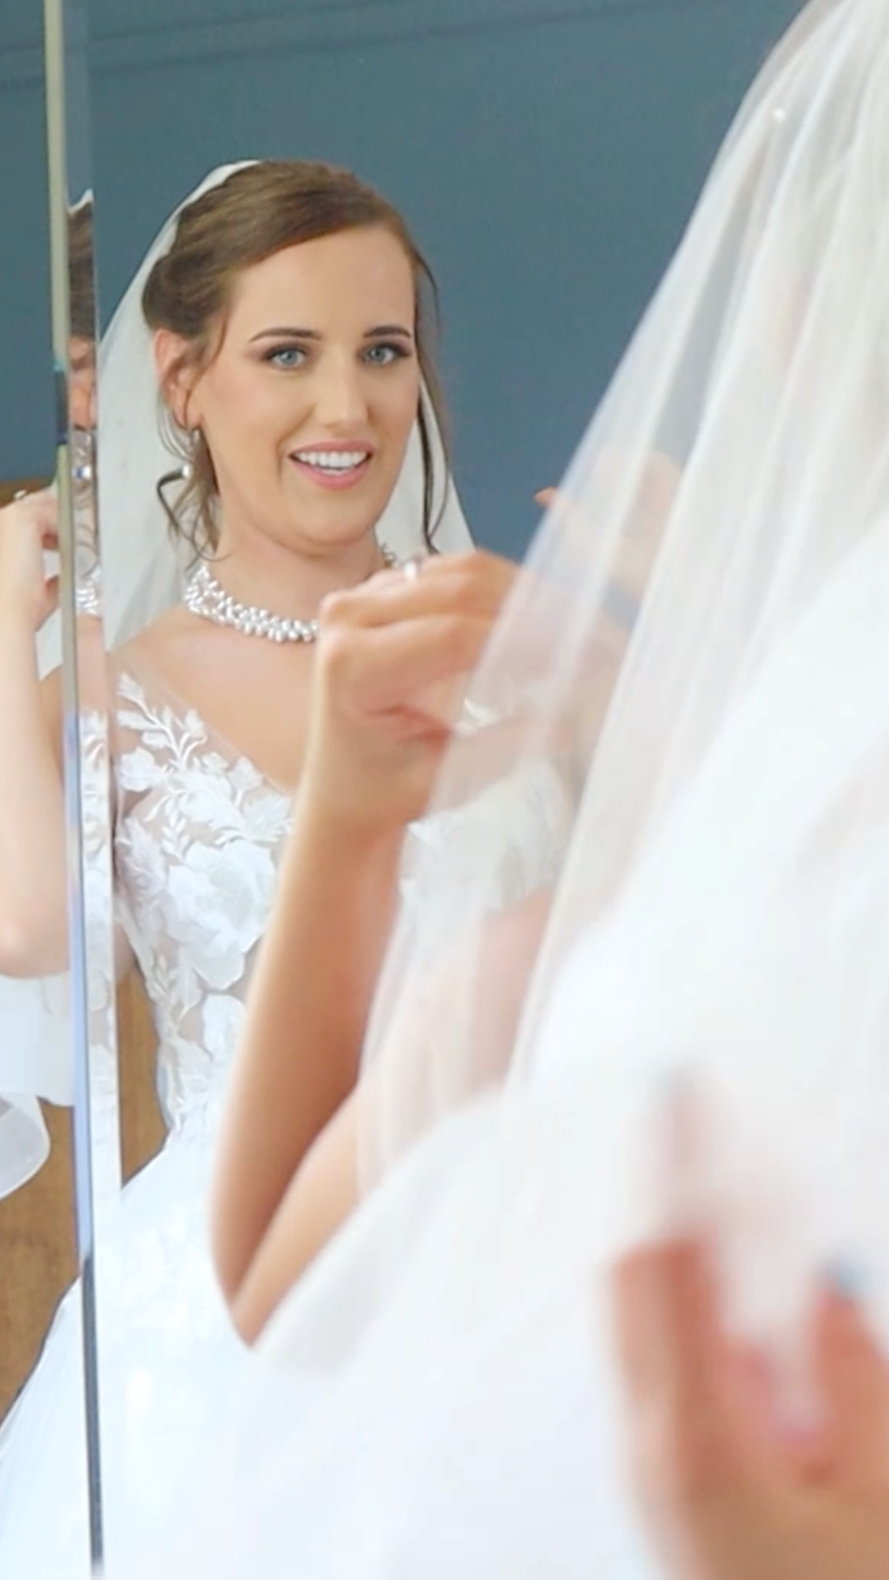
[0,658,571,1579]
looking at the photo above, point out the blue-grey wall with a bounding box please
[1,0,802,554]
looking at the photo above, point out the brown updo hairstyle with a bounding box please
[141,160,451,560]
[68,198,96,343]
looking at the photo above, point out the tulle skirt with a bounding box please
[0,1129,253,1578]
[126,1046,889,1580]
[125,1102,663,1580]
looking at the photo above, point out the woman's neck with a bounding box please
[209,526,388,619]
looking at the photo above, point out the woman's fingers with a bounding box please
[616,1240,721,1429]
[813,1272,889,1492]
[320,552,519,634]
[614,1221,788,1519]
[7,488,56,522]
[317,554,524,729]
[319,613,494,726]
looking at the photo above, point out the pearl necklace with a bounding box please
[76,566,102,618]
[183,545,400,644]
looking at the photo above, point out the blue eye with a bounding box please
[265,345,307,370]
[363,343,408,366]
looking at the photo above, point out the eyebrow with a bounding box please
[365,325,414,340]
[249,324,414,343]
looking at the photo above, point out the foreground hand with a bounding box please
[301,550,522,839]
[613,1238,889,1580]
[0,490,59,631]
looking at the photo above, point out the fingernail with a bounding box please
[823,1254,867,1304]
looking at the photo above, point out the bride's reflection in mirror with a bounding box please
[0,183,123,1575]
[0,191,107,1453]
[68,195,100,614]
[0,157,475,1577]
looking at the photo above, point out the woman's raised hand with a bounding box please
[613,1236,889,1580]
[0,490,59,633]
[300,550,520,838]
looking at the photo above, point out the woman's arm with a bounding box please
[212,553,513,1312]
[0,494,69,976]
[211,551,531,1337]
[211,798,402,1326]
[219,880,553,1345]
[225,1089,361,1344]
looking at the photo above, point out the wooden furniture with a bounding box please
[0,974,165,1420]
[0,477,50,506]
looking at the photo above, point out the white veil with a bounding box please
[0,1100,49,1201]
[125,2,889,1575]
[0,161,473,1196]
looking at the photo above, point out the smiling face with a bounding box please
[156,224,421,559]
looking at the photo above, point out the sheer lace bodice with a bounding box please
[110,665,572,1145]
[113,669,292,1139]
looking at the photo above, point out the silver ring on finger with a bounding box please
[402,555,424,584]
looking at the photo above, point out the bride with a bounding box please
[110,1,889,1575]
[0,196,98,1202]
[0,160,573,1575]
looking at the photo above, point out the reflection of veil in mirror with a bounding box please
[0,164,473,1189]
[68,192,98,537]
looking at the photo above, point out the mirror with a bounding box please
[0,0,75,1462]
[0,0,120,1572]
[0,0,806,1573]
[46,0,126,1564]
